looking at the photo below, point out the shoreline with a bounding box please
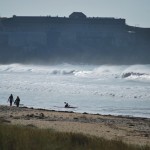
[19,103,150,119]
[0,105,150,146]
[25,106,150,120]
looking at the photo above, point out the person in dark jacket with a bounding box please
[15,96,20,107]
[8,94,14,106]
[64,102,69,108]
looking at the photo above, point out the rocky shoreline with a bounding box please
[0,105,149,146]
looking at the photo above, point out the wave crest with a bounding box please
[0,64,150,80]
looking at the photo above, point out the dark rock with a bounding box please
[83,112,88,114]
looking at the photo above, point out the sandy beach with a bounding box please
[0,105,149,146]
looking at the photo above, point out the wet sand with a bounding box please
[0,105,149,146]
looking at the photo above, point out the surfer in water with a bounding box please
[64,102,69,108]
[64,102,77,108]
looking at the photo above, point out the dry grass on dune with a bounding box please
[0,124,149,150]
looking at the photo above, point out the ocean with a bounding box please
[0,63,150,118]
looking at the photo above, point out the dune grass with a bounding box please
[0,124,149,150]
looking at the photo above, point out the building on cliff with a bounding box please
[0,12,150,64]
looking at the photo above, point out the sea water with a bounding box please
[0,63,150,118]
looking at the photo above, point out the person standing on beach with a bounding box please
[8,94,14,106]
[15,96,20,107]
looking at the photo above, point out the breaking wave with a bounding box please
[121,65,150,81]
[0,63,150,81]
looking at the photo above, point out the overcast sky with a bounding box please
[0,0,150,27]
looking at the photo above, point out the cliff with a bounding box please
[0,12,150,64]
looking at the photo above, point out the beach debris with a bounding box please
[26,124,37,128]
[39,113,45,119]
[27,114,34,117]
[0,117,11,123]
[83,112,88,114]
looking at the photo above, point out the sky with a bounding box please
[0,0,150,28]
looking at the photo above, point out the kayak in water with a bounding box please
[64,106,77,108]
[64,102,77,108]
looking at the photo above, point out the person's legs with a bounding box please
[17,103,19,107]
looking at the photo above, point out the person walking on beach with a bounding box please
[15,96,20,107]
[8,94,14,106]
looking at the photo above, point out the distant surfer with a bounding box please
[64,102,69,108]
[14,96,20,107]
[8,94,14,106]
